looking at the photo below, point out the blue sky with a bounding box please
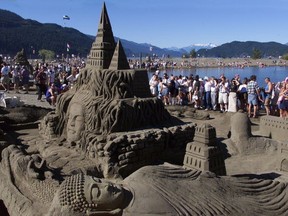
[1,0,288,48]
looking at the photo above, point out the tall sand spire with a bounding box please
[87,2,116,69]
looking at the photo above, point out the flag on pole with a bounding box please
[67,43,70,52]
[63,15,70,20]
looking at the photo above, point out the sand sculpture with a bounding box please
[13,49,33,72]
[227,111,288,176]
[1,3,288,216]
[227,111,282,155]
[36,3,199,179]
[258,115,288,142]
[184,123,226,175]
[47,165,288,216]
[1,144,288,216]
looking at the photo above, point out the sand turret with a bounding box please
[109,40,130,70]
[87,2,116,69]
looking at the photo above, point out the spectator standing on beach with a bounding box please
[11,65,21,93]
[66,66,78,88]
[263,77,273,115]
[193,75,201,108]
[237,77,248,111]
[149,74,159,97]
[168,75,177,105]
[187,76,194,103]
[157,77,163,99]
[233,74,241,108]
[228,77,239,112]
[21,66,30,94]
[271,82,280,116]
[35,67,47,101]
[204,76,212,110]
[218,76,229,113]
[247,75,260,118]
[234,74,241,87]
[1,62,10,92]
[177,77,189,105]
[198,78,205,108]
[58,71,68,86]
[278,78,288,118]
[210,76,218,111]
[161,73,169,105]
[47,67,55,86]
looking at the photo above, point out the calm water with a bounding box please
[149,66,288,88]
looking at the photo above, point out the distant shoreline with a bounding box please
[161,57,288,69]
[128,57,288,70]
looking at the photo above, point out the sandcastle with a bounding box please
[0,4,198,215]
[36,3,197,178]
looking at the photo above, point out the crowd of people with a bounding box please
[149,71,288,118]
[0,61,84,106]
[128,57,288,71]
[1,60,288,118]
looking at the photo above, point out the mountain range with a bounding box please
[1,9,288,59]
[168,43,218,52]
[197,41,288,58]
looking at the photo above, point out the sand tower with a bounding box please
[86,2,116,69]
[183,123,226,175]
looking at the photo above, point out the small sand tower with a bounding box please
[183,123,226,175]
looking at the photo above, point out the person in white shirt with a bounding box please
[218,76,229,112]
[149,74,159,97]
[1,62,10,92]
[237,78,248,111]
[204,76,212,110]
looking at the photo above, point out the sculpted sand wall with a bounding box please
[259,116,288,141]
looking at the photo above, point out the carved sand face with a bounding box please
[67,102,85,144]
[84,176,125,210]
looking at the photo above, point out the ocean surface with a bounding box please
[148,66,288,88]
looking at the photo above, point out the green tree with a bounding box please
[38,49,55,62]
[190,49,197,58]
[182,54,189,58]
[251,48,262,59]
[282,53,288,60]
